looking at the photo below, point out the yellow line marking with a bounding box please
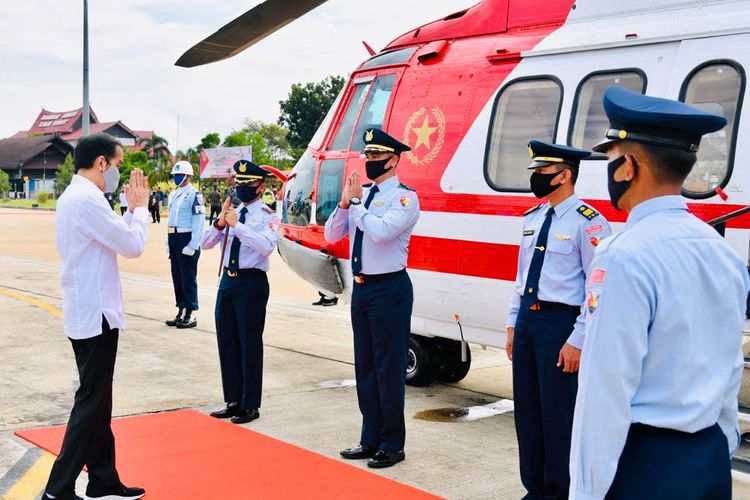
[2,453,55,500]
[0,288,62,318]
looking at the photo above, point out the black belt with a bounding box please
[630,423,717,438]
[529,300,579,311]
[353,269,406,284]
[223,267,265,278]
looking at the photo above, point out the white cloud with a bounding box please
[0,0,476,152]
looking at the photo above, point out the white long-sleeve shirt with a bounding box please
[56,175,149,339]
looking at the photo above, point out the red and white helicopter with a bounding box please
[179,0,750,386]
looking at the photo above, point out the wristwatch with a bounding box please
[349,197,362,205]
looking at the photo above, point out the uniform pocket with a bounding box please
[547,238,573,255]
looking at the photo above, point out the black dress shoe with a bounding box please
[367,450,405,468]
[176,312,197,329]
[165,309,184,326]
[230,408,259,424]
[43,493,83,500]
[209,402,240,419]
[85,483,145,499]
[339,445,378,460]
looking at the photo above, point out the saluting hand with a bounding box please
[125,168,149,211]
[557,343,581,373]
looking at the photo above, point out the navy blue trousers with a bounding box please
[350,272,413,453]
[215,271,269,410]
[513,307,579,500]
[606,423,730,499]
[168,232,200,311]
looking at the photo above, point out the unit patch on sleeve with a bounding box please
[576,205,599,220]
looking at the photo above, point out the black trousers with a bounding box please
[168,232,200,311]
[606,423,730,499]
[45,317,121,497]
[209,205,221,225]
[513,306,579,500]
[215,270,269,410]
[350,272,413,453]
[150,206,160,223]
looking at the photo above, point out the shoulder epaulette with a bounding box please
[399,183,416,192]
[524,204,543,216]
[576,204,600,220]
[261,204,274,213]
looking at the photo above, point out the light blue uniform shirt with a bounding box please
[570,195,749,500]
[200,200,279,272]
[324,176,420,275]
[167,185,205,250]
[508,194,611,348]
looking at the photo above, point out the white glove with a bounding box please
[164,236,170,255]
[182,246,196,257]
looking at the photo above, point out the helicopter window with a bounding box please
[331,82,372,151]
[569,70,646,150]
[316,159,346,226]
[484,77,563,192]
[360,48,416,69]
[284,150,317,226]
[351,74,397,151]
[680,61,745,199]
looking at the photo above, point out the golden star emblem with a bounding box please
[412,116,437,151]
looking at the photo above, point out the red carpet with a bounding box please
[15,409,442,499]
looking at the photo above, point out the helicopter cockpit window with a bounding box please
[359,48,416,69]
[351,75,397,151]
[680,62,744,199]
[484,77,563,192]
[284,150,316,226]
[316,159,346,226]
[569,70,646,150]
[330,82,371,151]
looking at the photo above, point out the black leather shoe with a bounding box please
[339,445,377,460]
[230,408,259,424]
[85,483,145,499]
[209,402,239,419]
[43,494,83,500]
[176,312,197,329]
[165,309,184,326]
[367,450,405,468]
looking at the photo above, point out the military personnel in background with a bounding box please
[202,160,278,425]
[324,128,419,469]
[570,87,749,500]
[208,187,222,225]
[165,161,205,329]
[506,141,611,499]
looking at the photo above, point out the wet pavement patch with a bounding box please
[414,399,514,422]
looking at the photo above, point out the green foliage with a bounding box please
[37,192,49,204]
[222,129,274,166]
[0,169,9,196]
[278,75,346,151]
[54,153,75,195]
[199,133,221,150]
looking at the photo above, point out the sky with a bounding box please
[0,0,478,153]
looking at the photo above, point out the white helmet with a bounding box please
[171,161,193,176]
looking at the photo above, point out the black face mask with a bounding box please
[530,171,564,199]
[607,156,637,210]
[236,185,260,203]
[365,158,392,181]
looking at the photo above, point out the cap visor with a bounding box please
[592,139,617,153]
[526,160,557,169]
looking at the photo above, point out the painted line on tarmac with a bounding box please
[0,449,52,500]
[0,288,62,319]
[0,447,43,497]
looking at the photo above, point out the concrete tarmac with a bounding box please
[0,207,747,499]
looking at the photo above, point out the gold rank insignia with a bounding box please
[576,205,599,220]
[554,233,571,240]
[373,200,384,207]
[365,129,374,142]
[239,162,247,173]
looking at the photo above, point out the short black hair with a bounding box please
[566,165,579,184]
[74,133,122,172]
[622,142,697,183]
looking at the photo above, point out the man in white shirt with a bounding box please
[118,190,128,216]
[43,133,149,500]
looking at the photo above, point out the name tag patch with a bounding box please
[523,230,535,236]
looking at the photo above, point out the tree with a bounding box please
[278,75,345,152]
[54,153,75,195]
[0,169,9,197]
[199,133,221,150]
[223,129,274,166]
[244,120,294,168]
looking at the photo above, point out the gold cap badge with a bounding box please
[365,129,374,142]
[528,146,534,158]
[239,162,247,173]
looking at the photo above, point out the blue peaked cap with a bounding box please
[232,160,269,184]
[527,140,591,169]
[592,86,727,153]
